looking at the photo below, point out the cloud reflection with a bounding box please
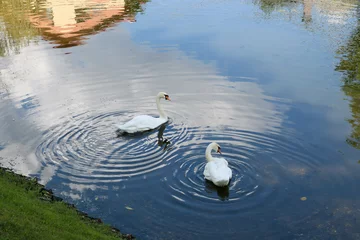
[0,24,286,189]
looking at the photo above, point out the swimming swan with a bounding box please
[203,142,232,187]
[116,92,171,134]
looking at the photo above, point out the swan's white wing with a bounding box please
[203,158,232,187]
[214,158,232,180]
[204,161,215,180]
[227,166,232,180]
[117,115,167,133]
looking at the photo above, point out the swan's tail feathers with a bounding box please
[214,178,230,187]
[115,128,127,137]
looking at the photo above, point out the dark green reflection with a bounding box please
[253,0,293,14]
[343,86,360,149]
[0,0,40,56]
[336,14,360,149]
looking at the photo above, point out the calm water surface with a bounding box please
[1,0,360,239]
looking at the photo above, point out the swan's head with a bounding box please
[211,142,222,154]
[205,142,222,161]
[157,92,171,101]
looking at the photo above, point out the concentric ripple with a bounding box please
[34,92,325,239]
[158,126,322,216]
[36,110,188,184]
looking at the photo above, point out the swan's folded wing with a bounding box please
[227,167,232,179]
[204,160,231,183]
[216,164,232,180]
[117,115,166,133]
[215,158,232,180]
[204,162,216,180]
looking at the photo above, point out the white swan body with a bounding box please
[203,142,232,187]
[117,92,171,134]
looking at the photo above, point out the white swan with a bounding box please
[203,142,232,187]
[116,92,171,134]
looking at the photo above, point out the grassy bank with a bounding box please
[0,168,132,240]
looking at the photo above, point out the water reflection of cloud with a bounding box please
[0,26,286,191]
[0,143,41,176]
[3,28,285,129]
[131,0,358,144]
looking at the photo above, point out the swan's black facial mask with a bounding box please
[217,146,222,154]
[164,94,171,101]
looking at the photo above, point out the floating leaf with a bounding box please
[300,197,307,201]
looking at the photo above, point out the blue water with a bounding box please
[0,0,360,239]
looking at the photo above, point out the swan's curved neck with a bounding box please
[205,145,215,162]
[156,96,167,119]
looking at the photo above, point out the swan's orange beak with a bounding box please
[165,95,171,101]
[217,147,222,154]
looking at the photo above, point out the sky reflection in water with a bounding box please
[1,0,360,239]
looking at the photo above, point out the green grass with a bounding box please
[0,168,126,240]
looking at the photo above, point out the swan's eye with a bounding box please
[217,146,221,154]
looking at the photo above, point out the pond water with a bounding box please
[1,0,360,239]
